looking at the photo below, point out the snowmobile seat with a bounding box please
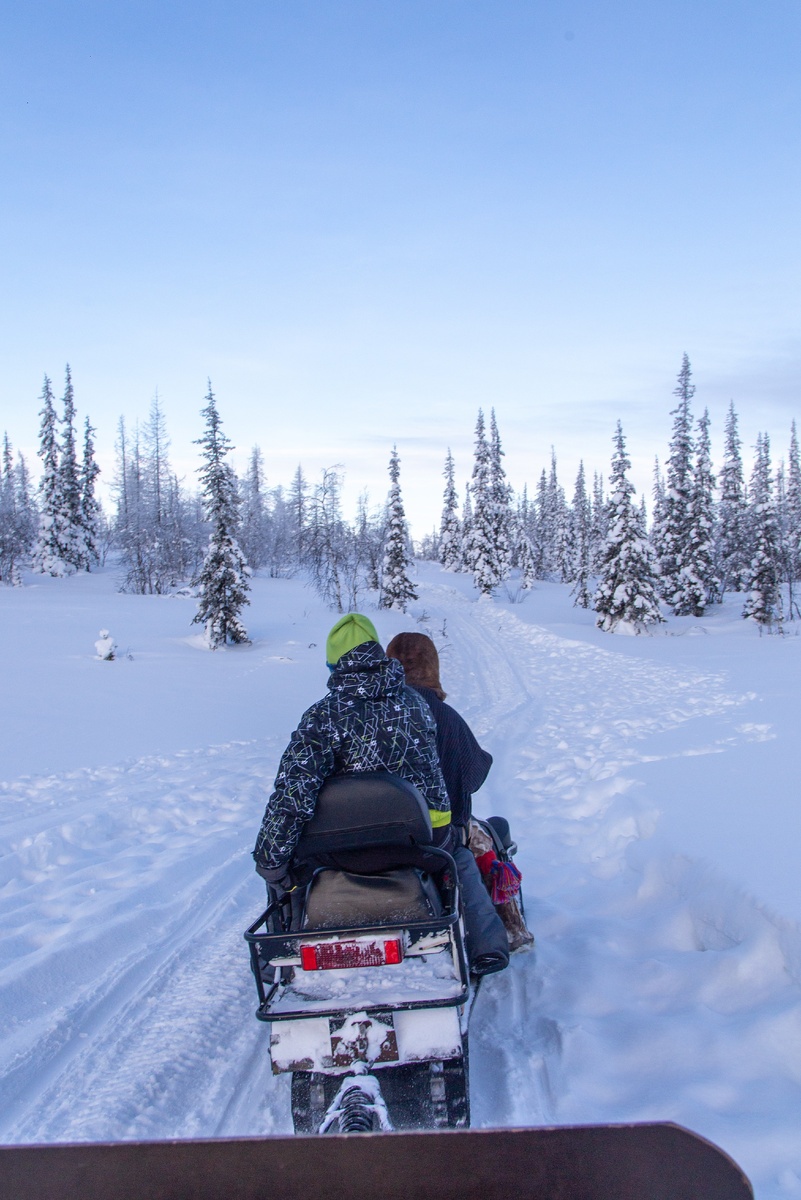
[293,772,435,861]
[302,866,444,931]
[483,815,517,858]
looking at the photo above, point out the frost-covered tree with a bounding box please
[590,470,608,572]
[354,490,384,593]
[460,482,473,572]
[306,466,350,611]
[5,446,37,582]
[78,416,102,570]
[487,409,512,585]
[55,365,85,571]
[674,408,719,615]
[570,460,593,608]
[32,375,68,576]
[113,404,195,594]
[535,451,567,578]
[786,421,801,615]
[267,484,296,577]
[191,383,250,647]
[594,422,663,634]
[547,451,572,582]
[517,526,538,591]
[0,434,30,584]
[717,401,749,597]
[287,465,308,571]
[654,353,695,609]
[439,448,462,570]
[380,446,417,611]
[742,433,782,626]
[651,456,666,549]
[239,446,270,571]
[465,409,502,595]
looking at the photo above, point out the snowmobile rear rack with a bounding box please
[245,903,470,1020]
[0,1122,753,1199]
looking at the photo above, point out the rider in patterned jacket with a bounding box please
[253,613,508,975]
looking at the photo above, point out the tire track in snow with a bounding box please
[414,586,754,1129]
[0,740,290,1142]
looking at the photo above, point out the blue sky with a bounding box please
[2,0,800,532]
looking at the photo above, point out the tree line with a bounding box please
[426,354,800,631]
[0,370,419,645]
[2,355,799,638]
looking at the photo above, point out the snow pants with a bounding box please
[452,842,510,974]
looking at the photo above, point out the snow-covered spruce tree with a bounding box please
[594,422,664,634]
[287,464,308,571]
[32,375,68,576]
[785,421,801,617]
[191,383,250,647]
[55,365,85,571]
[465,409,502,596]
[354,490,384,593]
[570,460,593,608]
[1,442,36,583]
[141,391,180,588]
[239,445,270,572]
[79,416,101,570]
[439,448,462,570]
[459,482,473,572]
[590,470,608,572]
[380,446,417,611]
[517,525,538,591]
[742,433,782,626]
[114,401,200,593]
[651,456,666,550]
[0,434,25,584]
[488,410,513,585]
[547,451,572,583]
[673,407,719,616]
[267,484,296,577]
[306,466,349,611]
[655,353,695,609]
[536,455,558,577]
[717,401,750,597]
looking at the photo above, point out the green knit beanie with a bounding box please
[326,613,380,667]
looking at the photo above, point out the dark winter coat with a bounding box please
[411,685,492,830]
[253,642,451,871]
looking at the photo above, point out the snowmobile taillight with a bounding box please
[299,938,404,971]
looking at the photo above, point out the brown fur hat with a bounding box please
[385,632,446,700]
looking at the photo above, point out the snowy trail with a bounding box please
[416,583,801,1195]
[2,574,801,1197]
[0,742,293,1141]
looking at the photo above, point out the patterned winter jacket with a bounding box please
[253,642,451,871]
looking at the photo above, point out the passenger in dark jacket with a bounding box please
[387,632,531,953]
[384,631,510,969]
[386,632,491,832]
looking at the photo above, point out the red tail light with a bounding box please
[384,938,402,964]
[299,938,404,971]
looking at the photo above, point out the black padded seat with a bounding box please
[294,772,434,862]
[303,867,444,931]
[484,815,513,851]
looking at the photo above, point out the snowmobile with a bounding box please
[245,772,516,1135]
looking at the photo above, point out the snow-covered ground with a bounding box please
[1,562,800,1198]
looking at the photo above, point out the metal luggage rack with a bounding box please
[245,904,470,1021]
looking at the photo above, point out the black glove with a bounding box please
[255,861,295,897]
